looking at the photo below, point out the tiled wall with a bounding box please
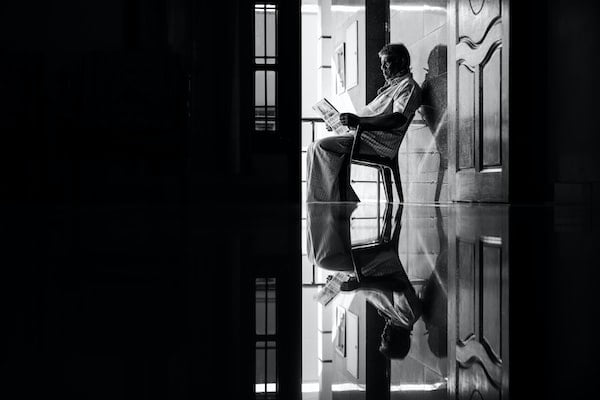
[391,0,448,203]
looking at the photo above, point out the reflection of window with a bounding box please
[255,277,277,398]
[254,3,278,132]
[255,277,277,335]
[254,70,277,131]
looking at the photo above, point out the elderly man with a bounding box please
[306,43,422,202]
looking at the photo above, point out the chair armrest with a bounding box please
[348,125,364,184]
[349,124,364,161]
[349,249,365,282]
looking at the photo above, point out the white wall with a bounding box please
[302,11,319,118]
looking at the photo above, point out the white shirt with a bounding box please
[359,72,422,158]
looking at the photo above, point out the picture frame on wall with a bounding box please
[335,305,346,356]
[346,310,359,379]
[334,43,346,94]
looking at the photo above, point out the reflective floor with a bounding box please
[2,202,599,399]
[302,202,600,400]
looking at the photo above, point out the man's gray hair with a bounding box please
[378,43,411,74]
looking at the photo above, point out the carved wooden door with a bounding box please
[448,206,509,399]
[448,0,509,201]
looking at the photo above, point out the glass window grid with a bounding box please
[254,3,279,132]
[255,277,277,398]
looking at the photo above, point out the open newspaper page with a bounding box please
[314,272,350,306]
[312,98,351,135]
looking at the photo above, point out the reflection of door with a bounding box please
[448,0,509,201]
[448,207,509,399]
[346,311,359,379]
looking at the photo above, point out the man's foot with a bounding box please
[340,277,360,291]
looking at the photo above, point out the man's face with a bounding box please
[380,55,394,80]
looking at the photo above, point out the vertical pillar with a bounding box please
[317,301,333,400]
[317,0,333,101]
[366,302,390,400]
[365,0,388,103]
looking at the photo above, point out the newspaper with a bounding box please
[312,98,351,135]
[314,272,351,306]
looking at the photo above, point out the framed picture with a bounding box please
[345,21,358,89]
[335,305,346,357]
[334,43,346,94]
[346,310,359,378]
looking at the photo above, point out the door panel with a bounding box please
[448,0,509,201]
[457,241,475,340]
[448,207,509,399]
[482,48,502,167]
[457,65,475,170]
[458,0,501,40]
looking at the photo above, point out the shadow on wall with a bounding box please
[419,44,448,202]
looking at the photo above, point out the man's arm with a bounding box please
[339,112,407,132]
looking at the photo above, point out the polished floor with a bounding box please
[301,202,600,400]
[2,202,599,399]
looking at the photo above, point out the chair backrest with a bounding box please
[380,110,420,157]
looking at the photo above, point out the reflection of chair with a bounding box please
[349,124,403,203]
[350,203,403,282]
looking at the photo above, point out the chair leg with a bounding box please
[383,168,393,203]
[392,163,403,203]
[381,201,393,241]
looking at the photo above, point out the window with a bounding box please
[255,277,277,398]
[254,3,279,132]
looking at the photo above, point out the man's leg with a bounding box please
[306,135,357,202]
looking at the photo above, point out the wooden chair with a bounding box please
[348,124,403,203]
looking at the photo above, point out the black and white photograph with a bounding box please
[2,1,600,399]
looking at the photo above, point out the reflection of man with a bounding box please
[342,270,422,360]
[306,43,422,202]
[306,202,357,273]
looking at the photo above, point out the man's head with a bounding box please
[378,320,411,359]
[378,43,411,80]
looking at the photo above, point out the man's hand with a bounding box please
[339,113,361,128]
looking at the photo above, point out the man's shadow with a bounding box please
[420,45,448,202]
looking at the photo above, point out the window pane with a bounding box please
[256,278,266,334]
[255,8,265,57]
[256,347,265,384]
[267,348,277,383]
[267,282,276,335]
[256,297,265,335]
[255,71,265,106]
[266,9,276,58]
[266,71,276,106]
